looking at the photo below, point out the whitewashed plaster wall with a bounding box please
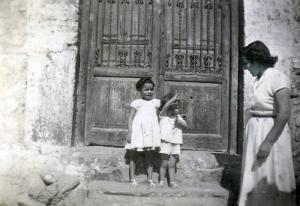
[0,1,81,203]
[243,0,300,102]
[0,0,27,146]
[0,0,79,148]
[24,0,79,146]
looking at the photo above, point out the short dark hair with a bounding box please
[135,77,155,91]
[241,41,278,67]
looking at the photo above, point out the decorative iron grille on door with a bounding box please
[163,0,223,75]
[95,0,154,69]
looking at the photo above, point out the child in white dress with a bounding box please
[158,92,187,188]
[125,77,161,187]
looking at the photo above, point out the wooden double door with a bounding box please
[84,0,239,151]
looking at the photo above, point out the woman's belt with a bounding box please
[251,114,277,118]
[250,111,277,118]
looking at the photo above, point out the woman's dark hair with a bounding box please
[135,77,155,91]
[241,41,278,67]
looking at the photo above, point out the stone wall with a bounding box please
[243,0,300,180]
[0,0,79,147]
[0,0,80,204]
[24,0,79,146]
[292,61,300,185]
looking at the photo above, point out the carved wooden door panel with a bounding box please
[159,0,231,151]
[84,0,237,151]
[85,0,160,146]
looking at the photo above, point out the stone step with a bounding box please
[86,180,229,206]
[68,146,224,185]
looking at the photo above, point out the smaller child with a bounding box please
[158,92,187,188]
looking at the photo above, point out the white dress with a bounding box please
[159,115,183,144]
[238,69,296,206]
[125,99,161,151]
[159,115,184,155]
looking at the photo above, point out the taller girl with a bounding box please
[125,77,161,187]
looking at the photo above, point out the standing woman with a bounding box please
[238,41,296,206]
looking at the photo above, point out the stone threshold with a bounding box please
[88,180,228,198]
[87,180,229,206]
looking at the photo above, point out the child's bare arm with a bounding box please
[175,115,188,129]
[159,94,178,116]
[127,108,136,143]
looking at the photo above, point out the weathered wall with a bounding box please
[243,0,300,180]
[244,0,300,70]
[24,0,79,146]
[0,0,80,204]
[0,0,27,146]
[0,0,79,147]
[292,60,300,185]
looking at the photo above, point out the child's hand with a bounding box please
[126,133,131,144]
[181,114,187,121]
[175,114,188,129]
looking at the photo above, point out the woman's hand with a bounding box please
[257,139,273,160]
[252,139,273,170]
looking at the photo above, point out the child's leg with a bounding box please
[145,150,154,181]
[128,150,137,184]
[168,143,180,188]
[159,154,170,183]
[168,155,177,183]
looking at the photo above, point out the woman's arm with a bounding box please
[257,88,290,159]
[266,88,290,143]
[127,107,136,143]
[159,94,178,116]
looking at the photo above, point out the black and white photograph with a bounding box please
[0,0,300,205]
